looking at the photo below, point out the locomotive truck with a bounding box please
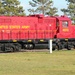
[0,14,75,52]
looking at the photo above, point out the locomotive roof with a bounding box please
[55,15,71,21]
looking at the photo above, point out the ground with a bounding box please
[0,50,75,75]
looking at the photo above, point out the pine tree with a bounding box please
[46,7,58,16]
[0,0,25,16]
[28,0,58,16]
[61,0,75,24]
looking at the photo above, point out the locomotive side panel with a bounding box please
[0,16,38,40]
[36,16,56,39]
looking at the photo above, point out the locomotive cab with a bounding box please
[53,16,73,50]
[56,15,72,38]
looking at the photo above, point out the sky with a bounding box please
[19,0,68,15]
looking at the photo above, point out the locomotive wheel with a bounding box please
[29,44,34,50]
[1,44,15,52]
[24,44,35,50]
[0,43,3,51]
[6,47,14,52]
[14,43,22,51]
[67,45,71,50]
[24,44,29,49]
[52,44,56,51]
[15,46,21,51]
[56,42,63,50]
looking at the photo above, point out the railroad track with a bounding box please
[0,48,49,53]
[21,49,49,52]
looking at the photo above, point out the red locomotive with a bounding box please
[0,14,75,52]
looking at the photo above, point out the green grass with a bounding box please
[0,50,75,75]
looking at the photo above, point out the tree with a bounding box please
[28,0,58,16]
[46,7,58,16]
[61,0,75,24]
[0,0,25,16]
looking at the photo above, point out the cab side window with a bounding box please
[62,21,68,27]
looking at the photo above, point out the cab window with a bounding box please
[62,21,68,27]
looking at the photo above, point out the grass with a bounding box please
[0,50,75,75]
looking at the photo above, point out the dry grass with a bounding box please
[0,50,75,75]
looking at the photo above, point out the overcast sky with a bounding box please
[19,0,67,15]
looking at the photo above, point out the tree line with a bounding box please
[0,0,75,23]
